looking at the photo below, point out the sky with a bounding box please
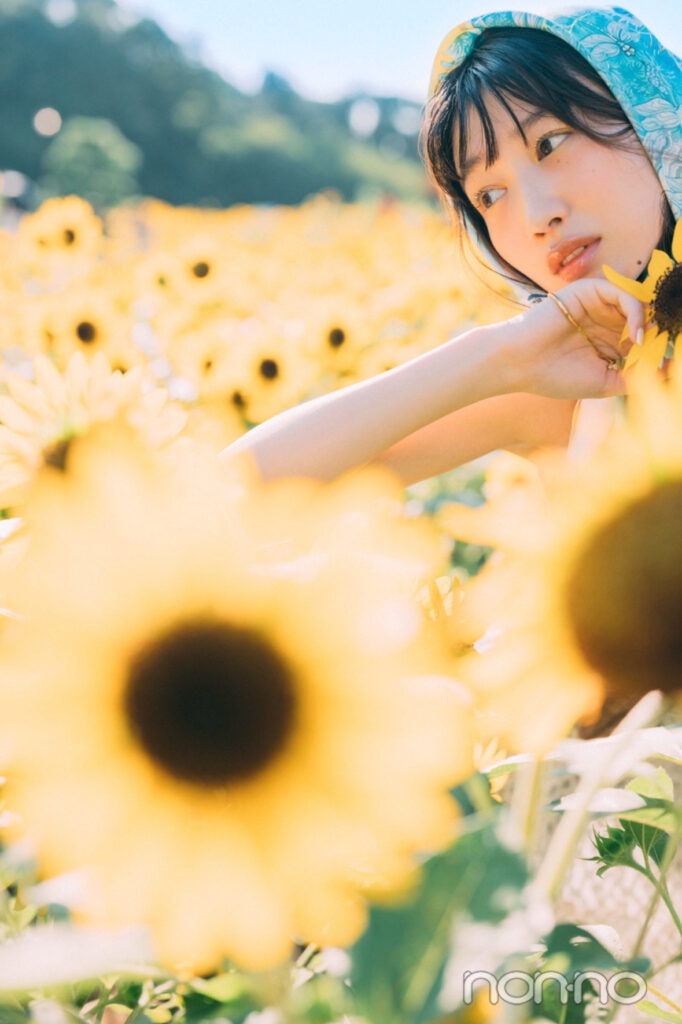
[112,0,682,102]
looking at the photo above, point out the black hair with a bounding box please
[422,27,674,292]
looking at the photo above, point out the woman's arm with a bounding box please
[375,392,575,486]
[221,279,644,483]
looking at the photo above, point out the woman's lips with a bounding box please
[547,238,601,283]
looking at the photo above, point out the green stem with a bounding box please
[535,692,664,900]
[510,756,543,862]
[647,949,682,978]
[646,984,682,1017]
[638,829,682,942]
[654,877,682,942]
[631,873,664,960]
[124,1007,150,1024]
[463,771,497,819]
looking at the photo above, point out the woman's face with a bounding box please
[457,94,665,294]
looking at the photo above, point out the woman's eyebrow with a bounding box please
[460,108,552,179]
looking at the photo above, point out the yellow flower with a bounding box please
[45,282,142,372]
[472,736,510,802]
[416,573,484,659]
[167,316,245,404]
[172,234,230,306]
[301,300,374,379]
[0,352,186,507]
[1,442,472,973]
[16,196,103,282]
[224,321,317,424]
[435,391,682,751]
[603,218,682,370]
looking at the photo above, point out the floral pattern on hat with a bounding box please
[429,7,682,218]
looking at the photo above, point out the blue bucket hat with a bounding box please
[429,6,682,221]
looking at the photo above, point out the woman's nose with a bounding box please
[521,181,569,236]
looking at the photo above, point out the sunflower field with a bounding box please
[0,193,682,1024]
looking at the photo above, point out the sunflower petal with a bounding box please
[647,248,675,282]
[602,263,652,301]
[624,323,668,371]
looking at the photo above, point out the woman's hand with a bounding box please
[557,277,645,358]
[510,277,646,399]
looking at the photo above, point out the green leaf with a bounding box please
[183,967,270,1024]
[4,898,37,933]
[540,924,648,974]
[189,973,254,1003]
[620,769,682,834]
[635,999,682,1023]
[620,819,671,868]
[616,801,679,834]
[483,756,534,782]
[628,767,675,803]
[450,772,497,817]
[525,925,649,1024]
[0,1006,29,1024]
[348,816,528,1024]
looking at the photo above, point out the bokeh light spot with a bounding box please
[34,108,62,137]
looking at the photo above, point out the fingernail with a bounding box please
[635,327,644,346]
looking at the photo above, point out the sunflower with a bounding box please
[301,299,373,379]
[16,196,103,282]
[0,441,472,972]
[170,234,234,309]
[435,377,682,751]
[0,351,186,508]
[603,218,682,371]
[226,322,317,424]
[46,283,142,372]
[167,316,245,404]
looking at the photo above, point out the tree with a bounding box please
[38,116,142,210]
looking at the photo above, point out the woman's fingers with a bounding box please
[558,278,646,352]
[595,279,646,344]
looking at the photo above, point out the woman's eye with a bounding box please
[536,132,569,159]
[475,187,505,210]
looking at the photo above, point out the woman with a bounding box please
[222,7,680,485]
[418,12,682,1012]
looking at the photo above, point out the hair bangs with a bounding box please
[421,26,651,292]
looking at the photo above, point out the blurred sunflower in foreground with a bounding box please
[438,367,682,751]
[0,351,186,508]
[0,436,472,973]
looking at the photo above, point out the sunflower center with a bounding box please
[124,620,298,786]
[76,320,97,343]
[259,358,279,380]
[328,327,346,348]
[653,265,682,337]
[43,437,73,472]
[564,480,682,698]
[192,261,211,279]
